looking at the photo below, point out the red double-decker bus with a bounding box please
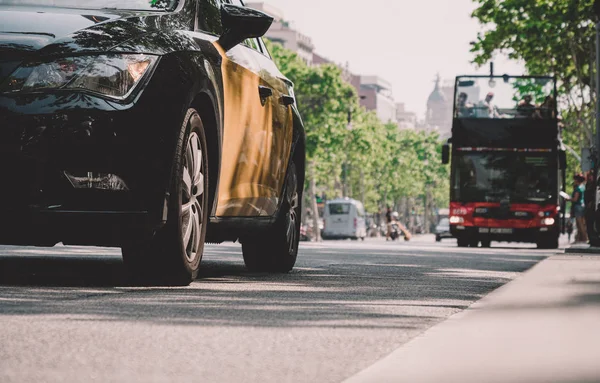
[442,74,566,249]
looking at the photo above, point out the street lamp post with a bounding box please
[595,1,600,151]
[592,0,600,245]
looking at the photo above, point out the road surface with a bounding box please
[0,237,556,382]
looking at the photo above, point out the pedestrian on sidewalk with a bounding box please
[567,173,588,244]
[584,170,600,246]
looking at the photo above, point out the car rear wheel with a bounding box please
[242,160,301,273]
[122,109,208,286]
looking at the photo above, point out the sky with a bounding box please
[259,0,525,119]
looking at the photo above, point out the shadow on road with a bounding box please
[0,243,555,329]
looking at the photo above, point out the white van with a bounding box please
[322,198,367,240]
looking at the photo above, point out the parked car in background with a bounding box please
[0,0,305,285]
[435,218,453,242]
[322,198,367,240]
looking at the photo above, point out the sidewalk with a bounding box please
[345,252,600,383]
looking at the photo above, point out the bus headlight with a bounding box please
[449,216,464,224]
[542,217,555,226]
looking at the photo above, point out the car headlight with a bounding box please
[1,54,158,99]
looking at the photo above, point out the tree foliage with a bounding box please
[471,0,596,175]
[267,40,449,230]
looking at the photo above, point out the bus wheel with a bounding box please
[537,236,559,249]
[481,240,491,248]
[469,239,479,247]
[457,237,469,247]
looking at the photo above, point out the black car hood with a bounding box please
[0,5,175,61]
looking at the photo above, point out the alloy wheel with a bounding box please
[181,131,205,263]
[285,167,299,255]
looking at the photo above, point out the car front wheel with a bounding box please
[241,160,301,273]
[122,109,208,286]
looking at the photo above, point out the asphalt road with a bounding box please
[0,237,556,383]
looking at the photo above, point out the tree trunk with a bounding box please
[424,187,430,234]
[360,168,365,204]
[408,197,414,232]
[310,161,321,242]
[400,196,407,223]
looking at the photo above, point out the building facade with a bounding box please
[247,2,397,125]
[359,75,397,124]
[246,2,315,64]
[396,103,417,130]
[425,75,452,138]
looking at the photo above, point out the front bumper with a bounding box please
[0,209,156,246]
[451,225,558,243]
[0,91,182,246]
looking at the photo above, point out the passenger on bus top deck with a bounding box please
[516,94,536,118]
[538,95,556,119]
[475,92,496,118]
[456,92,472,117]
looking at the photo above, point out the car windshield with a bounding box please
[454,76,556,119]
[453,151,556,204]
[0,0,178,11]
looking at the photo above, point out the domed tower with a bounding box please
[426,74,451,134]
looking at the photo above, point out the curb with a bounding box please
[564,246,600,255]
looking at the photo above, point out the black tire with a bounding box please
[457,237,469,247]
[242,160,301,273]
[435,235,441,242]
[122,109,209,286]
[537,235,559,249]
[481,239,491,248]
[469,239,479,247]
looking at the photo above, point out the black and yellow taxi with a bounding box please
[0,0,305,285]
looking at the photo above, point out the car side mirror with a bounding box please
[442,144,450,165]
[218,4,274,52]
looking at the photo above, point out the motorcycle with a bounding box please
[390,223,401,241]
[390,221,412,241]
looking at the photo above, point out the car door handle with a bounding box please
[258,86,273,100]
[280,94,295,106]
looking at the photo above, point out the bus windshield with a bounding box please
[0,0,178,11]
[454,76,556,119]
[453,151,556,204]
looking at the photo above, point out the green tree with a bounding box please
[470,0,596,173]
[267,40,356,239]
[268,40,451,236]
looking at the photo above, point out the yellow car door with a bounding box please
[251,37,294,216]
[214,41,273,217]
